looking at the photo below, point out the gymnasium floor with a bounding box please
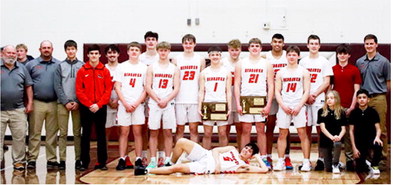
[0,141,390,184]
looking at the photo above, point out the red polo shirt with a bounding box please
[332,63,362,108]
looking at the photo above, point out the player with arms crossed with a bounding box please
[145,41,180,168]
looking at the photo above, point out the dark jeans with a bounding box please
[355,142,382,168]
[320,142,342,171]
[80,105,107,167]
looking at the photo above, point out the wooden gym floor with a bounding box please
[0,141,390,184]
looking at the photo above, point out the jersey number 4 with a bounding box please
[129,78,136,87]
[183,71,196,80]
[286,83,297,92]
[248,74,259,83]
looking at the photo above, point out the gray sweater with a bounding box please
[54,59,84,105]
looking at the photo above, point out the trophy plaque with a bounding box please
[240,96,266,114]
[202,102,228,121]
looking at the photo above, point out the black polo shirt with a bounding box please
[1,60,33,111]
[317,108,346,147]
[349,106,379,145]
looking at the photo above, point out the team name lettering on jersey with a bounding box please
[306,68,322,73]
[206,77,225,81]
[124,73,142,77]
[154,73,173,78]
[180,65,198,70]
[283,77,301,82]
[244,68,263,73]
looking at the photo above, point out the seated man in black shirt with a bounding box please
[349,89,382,174]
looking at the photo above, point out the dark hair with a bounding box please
[105,44,120,54]
[64,40,77,50]
[245,142,259,155]
[364,34,378,44]
[144,31,159,40]
[336,44,351,54]
[87,44,100,53]
[208,46,222,53]
[356,89,370,98]
[272,33,284,41]
[286,45,301,56]
[182,34,196,43]
[307,34,320,44]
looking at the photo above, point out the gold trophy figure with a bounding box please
[203,105,208,119]
[242,99,247,113]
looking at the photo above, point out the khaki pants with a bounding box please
[0,108,27,164]
[28,100,58,162]
[57,104,81,161]
[368,94,388,158]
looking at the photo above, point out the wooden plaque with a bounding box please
[240,96,266,114]
[202,102,228,121]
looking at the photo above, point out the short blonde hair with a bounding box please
[16,44,28,51]
[248,38,262,46]
[156,41,171,50]
[127,42,141,50]
[227,39,241,49]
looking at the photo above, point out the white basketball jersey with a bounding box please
[203,66,228,103]
[105,64,119,100]
[175,54,203,104]
[240,57,267,96]
[218,149,247,173]
[266,51,287,79]
[113,61,147,103]
[278,66,305,107]
[140,52,159,66]
[299,56,333,105]
[149,62,176,106]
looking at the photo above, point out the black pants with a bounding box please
[320,142,342,171]
[355,142,382,168]
[80,105,107,167]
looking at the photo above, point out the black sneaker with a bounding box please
[165,162,172,167]
[59,161,66,170]
[135,158,143,168]
[94,163,108,170]
[314,159,324,171]
[75,160,82,170]
[27,161,36,169]
[346,160,355,171]
[47,161,59,169]
[134,166,148,176]
[3,145,8,152]
[116,159,126,171]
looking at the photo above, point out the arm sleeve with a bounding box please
[21,65,33,86]
[383,59,391,81]
[76,68,93,107]
[97,69,112,108]
[54,64,70,105]
[317,108,324,124]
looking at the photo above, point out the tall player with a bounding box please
[263,33,293,169]
[234,38,274,167]
[299,35,333,170]
[140,31,161,166]
[173,34,206,143]
[199,46,232,149]
[114,42,147,170]
[273,46,311,171]
[222,39,242,149]
[145,41,180,168]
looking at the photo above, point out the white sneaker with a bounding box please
[332,165,340,174]
[371,166,380,174]
[273,161,285,171]
[300,160,311,172]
